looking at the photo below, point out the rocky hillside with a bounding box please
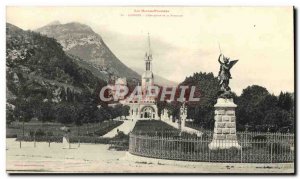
[6,23,136,126]
[6,23,104,104]
[35,21,140,81]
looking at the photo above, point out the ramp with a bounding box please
[103,120,137,138]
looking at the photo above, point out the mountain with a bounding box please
[6,23,104,105]
[132,67,178,87]
[35,22,140,81]
[6,23,136,126]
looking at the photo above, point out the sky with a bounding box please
[6,7,294,95]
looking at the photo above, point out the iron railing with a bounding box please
[129,131,294,163]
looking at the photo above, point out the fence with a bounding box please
[16,134,130,149]
[7,120,124,138]
[129,131,294,163]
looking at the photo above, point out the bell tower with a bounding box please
[125,33,159,121]
[142,33,154,95]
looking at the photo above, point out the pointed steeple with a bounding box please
[147,32,152,58]
[141,33,154,90]
[144,33,153,72]
[145,33,152,61]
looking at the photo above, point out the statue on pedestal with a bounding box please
[208,53,240,150]
[217,54,238,98]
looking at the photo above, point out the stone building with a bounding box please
[121,34,159,120]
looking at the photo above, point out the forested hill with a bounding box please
[6,23,111,124]
[7,23,102,91]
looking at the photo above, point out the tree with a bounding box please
[6,105,15,125]
[122,105,130,119]
[236,85,270,131]
[157,100,167,118]
[37,101,56,123]
[14,98,34,136]
[55,103,77,124]
[278,92,293,111]
[236,85,294,132]
[165,101,181,122]
[14,98,34,122]
[60,88,67,101]
[66,87,73,102]
[263,107,290,132]
[179,72,219,129]
[113,104,124,119]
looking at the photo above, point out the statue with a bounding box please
[209,54,240,150]
[217,54,238,98]
[60,126,71,149]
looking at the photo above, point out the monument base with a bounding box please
[209,98,241,150]
[209,139,241,150]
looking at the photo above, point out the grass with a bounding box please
[15,130,130,151]
[9,120,130,150]
[132,120,179,134]
[7,120,124,138]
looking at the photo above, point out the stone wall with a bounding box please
[209,98,240,149]
[213,107,237,140]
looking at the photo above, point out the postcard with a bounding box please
[6,6,295,174]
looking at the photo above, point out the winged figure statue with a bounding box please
[218,54,238,94]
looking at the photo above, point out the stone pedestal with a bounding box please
[209,98,241,150]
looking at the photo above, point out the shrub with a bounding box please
[94,121,123,136]
[16,136,62,142]
[35,129,46,136]
[180,131,198,138]
[29,130,35,137]
[69,136,111,144]
[47,131,54,136]
[108,131,129,151]
[114,131,128,139]
[6,134,17,138]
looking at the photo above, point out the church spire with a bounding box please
[147,32,152,57]
[145,33,152,60]
[141,33,154,92]
[144,33,153,71]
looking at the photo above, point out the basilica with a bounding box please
[121,34,159,120]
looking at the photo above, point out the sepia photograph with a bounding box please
[5,6,295,174]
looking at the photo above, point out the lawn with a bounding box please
[132,120,179,135]
[7,120,124,138]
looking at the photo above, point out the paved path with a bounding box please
[6,139,294,173]
[103,120,137,138]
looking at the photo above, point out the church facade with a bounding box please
[121,34,159,120]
